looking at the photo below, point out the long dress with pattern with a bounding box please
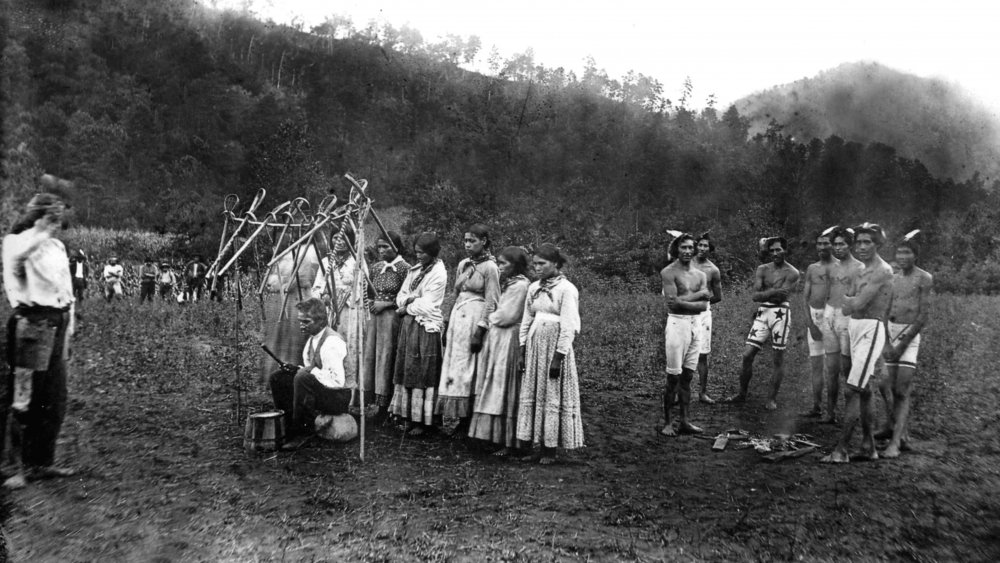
[469,275,529,447]
[363,256,410,407]
[313,254,359,389]
[516,276,584,449]
[389,259,447,425]
[436,257,500,418]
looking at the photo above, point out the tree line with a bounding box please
[1,0,997,292]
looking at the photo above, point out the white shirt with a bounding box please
[103,264,123,283]
[74,262,84,278]
[303,327,350,388]
[2,229,74,309]
[396,260,447,332]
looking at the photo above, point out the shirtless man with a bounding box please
[660,234,709,436]
[821,224,894,463]
[876,237,932,458]
[693,233,723,404]
[727,237,800,410]
[827,228,864,421]
[802,228,839,420]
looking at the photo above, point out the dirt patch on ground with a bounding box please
[3,293,999,561]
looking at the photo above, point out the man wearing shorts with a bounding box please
[876,236,932,458]
[803,227,839,420]
[727,237,799,410]
[660,234,709,436]
[821,224,893,464]
[693,233,722,404]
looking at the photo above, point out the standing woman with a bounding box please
[363,231,410,423]
[517,243,584,464]
[469,246,530,455]
[437,225,501,435]
[390,233,448,436]
[312,227,359,392]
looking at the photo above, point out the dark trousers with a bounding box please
[72,278,86,301]
[2,307,69,469]
[159,284,174,300]
[269,370,350,436]
[139,282,156,303]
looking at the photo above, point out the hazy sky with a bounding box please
[214,0,1000,114]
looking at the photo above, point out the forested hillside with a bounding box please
[735,61,1000,183]
[2,0,999,290]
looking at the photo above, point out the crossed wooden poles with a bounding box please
[209,174,396,461]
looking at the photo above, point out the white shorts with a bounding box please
[697,307,712,355]
[831,307,851,356]
[747,303,790,351]
[885,322,921,368]
[665,314,702,376]
[847,318,887,390]
[807,305,840,357]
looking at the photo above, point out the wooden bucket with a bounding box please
[244,411,286,452]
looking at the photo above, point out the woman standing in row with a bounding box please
[390,233,447,437]
[313,228,359,387]
[468,246,531,455]
[437,224,500,436]
[363,231,410,423]
[517,243,584,464]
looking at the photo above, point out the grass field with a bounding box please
[1,285,999,561]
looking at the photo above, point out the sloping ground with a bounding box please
[2,288,998,561]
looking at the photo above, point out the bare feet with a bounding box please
[699,394,716,404]
[723,394,747,404]
[517,452,542,463]
[492,447,511,457]
[764,400,778,411]
[678,422,703,435]
[883,443,901,459]
[539,456,557,465]
[660,425,678,437]
[819,450,850,464]
[406,425,427,437]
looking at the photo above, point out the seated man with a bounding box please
[269,298,355,449]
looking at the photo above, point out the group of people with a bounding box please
[68,251,222,303]
[262,225,584,465]
[659,226,932,463]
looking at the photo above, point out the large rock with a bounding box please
[315,414,358,443]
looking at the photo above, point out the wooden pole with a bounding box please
[356,199,367,462]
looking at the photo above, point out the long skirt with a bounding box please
[389,315,442,425]
[436,298,486,418]
[334,303,359,390]
[363,307,401,407]
[262,292,305,382]
[468,325,521,447]
[516,320,584,449]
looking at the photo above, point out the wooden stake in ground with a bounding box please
[356,198,367,462]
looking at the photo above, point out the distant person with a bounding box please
[68,249,89,301]
[516,243,584,464]
[692,232,722,403]
[821,223,893,464]
[183,254,208,302]
[138,257,158,303]
[660,234,708,437]
[206,270,227,302]
[725,236,799,410]
[469,246,530,455]
[389,232,447,437]
[102,256,124,301]
[825,227,864,423]
[158,262,178,300]
[269,298,353,451]
[802,227,839,420]
[362,231,410,424]
[876,233,933,458]
[437,224,500,437]
[1,193,77,489]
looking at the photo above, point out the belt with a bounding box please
[15,304,71,314]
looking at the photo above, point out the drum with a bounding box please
[244,411,286,452]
